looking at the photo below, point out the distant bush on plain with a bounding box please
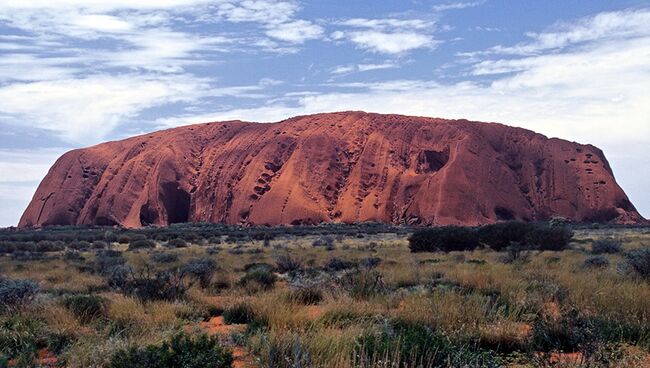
[409,222,573,253]
[591,238,623,254]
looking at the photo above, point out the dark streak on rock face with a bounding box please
[19,111,645,228]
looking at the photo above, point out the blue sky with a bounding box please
[0,0,649,226]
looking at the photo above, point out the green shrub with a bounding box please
[222,302,255,324]
[182,257,217,288]
[275,253,302,274]
[532,309,597,353]
[128,239,155,250]
[68,240,92,250]
[477,222,534,251]
[108,332,232,368]
[620,248,650,281]
[92,240,108,249]
[324,257,357,271]
[94,250,125,274]
[151,252,178,263]
[121,270,186,301]
[0,277,39,310]
[355,320,500,367]
[339,269,386,300]
[62,294,105,323]
[525,225,573,251]
[166,238,188,248]
[591,238,623,254]
[238,267,277,290]
[408,226,479,252]
[583,255,610,269]
[0,315,72,366]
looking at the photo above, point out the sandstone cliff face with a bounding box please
[19,112,644,228]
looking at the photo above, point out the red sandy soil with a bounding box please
[20,111,644,228]
[195,315,258,368]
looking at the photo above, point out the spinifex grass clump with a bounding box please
[222,302,256,324]
[354,320,501,367]
[108,332,232,368]
[239,266,277,291]
[62,294,106,323]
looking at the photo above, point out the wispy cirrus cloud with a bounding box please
[331,17,439,54]
[432,1,485,13]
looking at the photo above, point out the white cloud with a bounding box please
[338,18,433,30]
[432,1,485,12]
[345,31,436,54]
[70,14,133,32]
[214,0,299,24]
[0,148,70,227]
[265,20,323,43]
[331,62,398,75]
[332,17,438,54]
[488,8,650,55]
[0,74,212,143]
[0,54,82,81]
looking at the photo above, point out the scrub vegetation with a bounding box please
[0,222,649,367]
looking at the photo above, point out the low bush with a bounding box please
[408,226,479,252]
[125,270,186,301]
[477,222,573,252]
[359,257,382,269]
[151,252,179,263]
[92,240,108,249]
[324,257,357,271]
[206,246,221,255]
[591,238,623,254]
[182,257,217,288]
[94,250,125,274]
[62,294,105,323]
[105,264,132,289]
[11,251,45,261]
[524,225,573,251]
[238,267,277,290]
[275,253,302,274]
[532,309,598,353]
[583,255,610,269]
[339,269,386,300]
[243,262,274,273]
[500,243,531,264]
[108,332,232,368]
[64,250,84,261]
[477,222,533,251]
[166,238,188,248]
[35,240,65,252]
[128,239,155,251]
[0,277,39,310]
[68,240,92,250]
[222,302,255,324]
[620,248,650,281]
[312,236,334,248]
[287,287,323,305]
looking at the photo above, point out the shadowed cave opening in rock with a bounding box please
[418,149,449,173]
[161,182,191,224]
